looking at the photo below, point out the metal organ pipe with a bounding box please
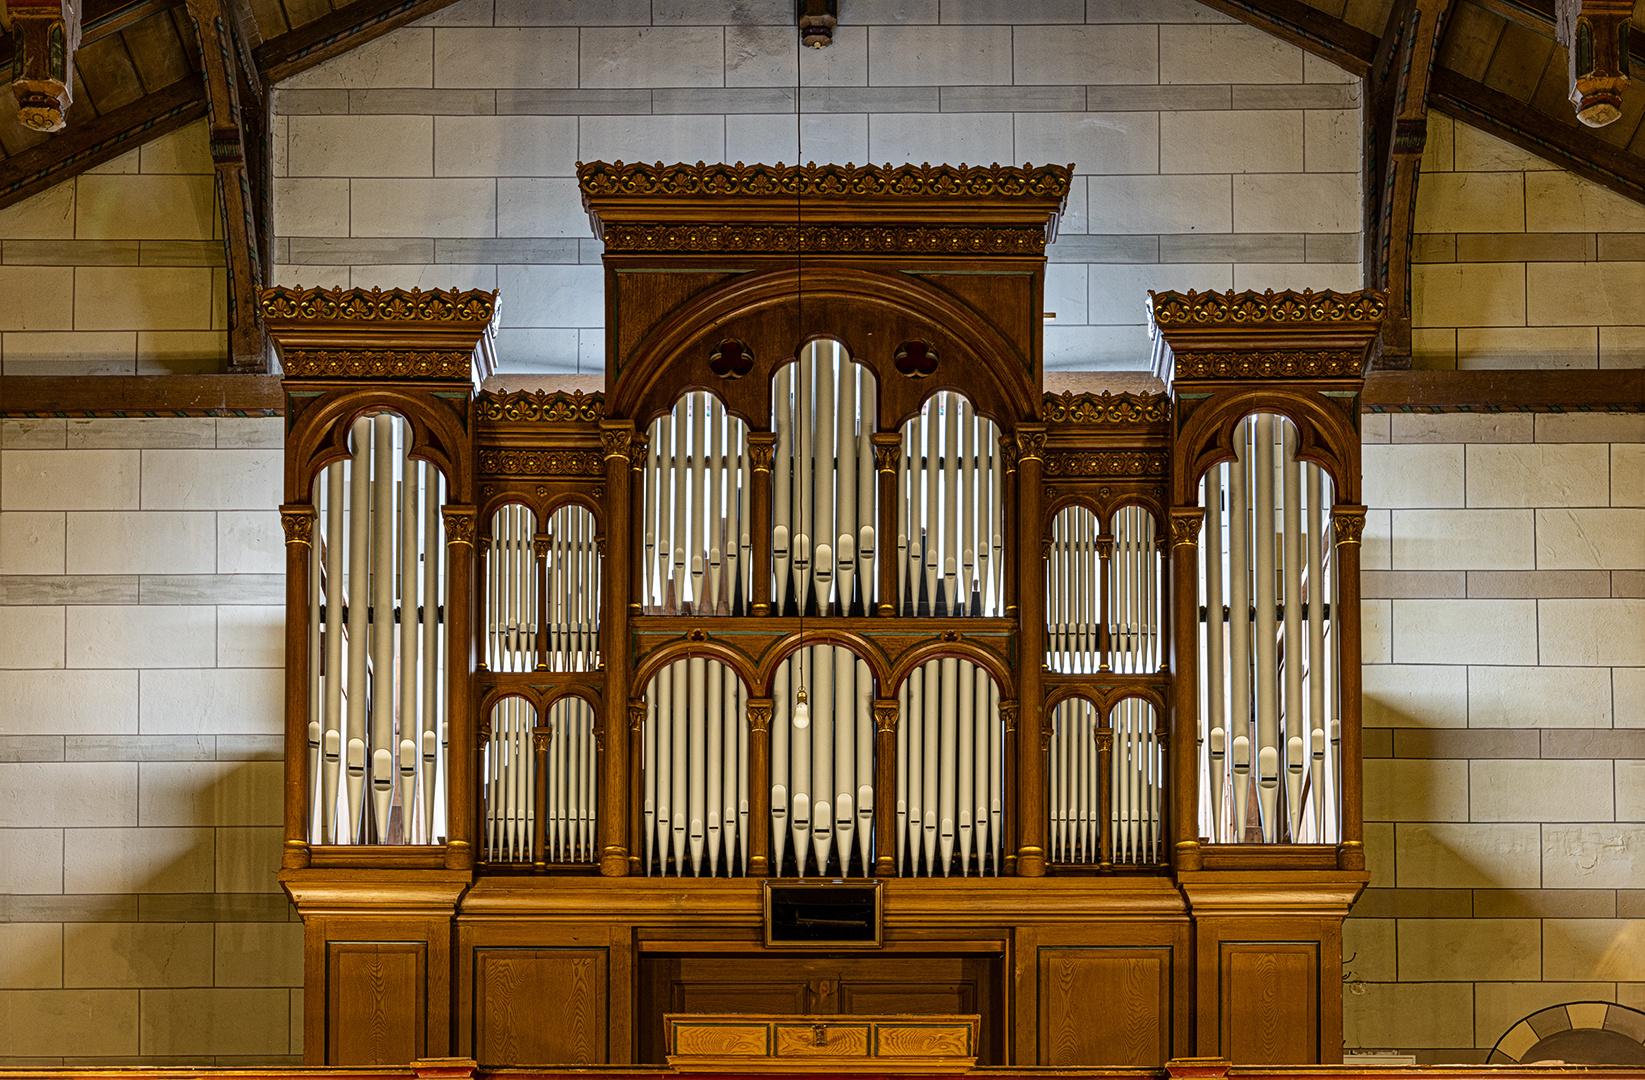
[644,393,751,617]
[895,659,1003,876]
[641,658,747,875]
[1198,412,1340,846]
[308,413,445,847]
[898,390,1003,618]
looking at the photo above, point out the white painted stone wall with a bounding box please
[1345,411,1645,1061]
[269,0,1365,373]
[1411,114,1645,369]
[0,417,300,1064]
[0,122,229,377]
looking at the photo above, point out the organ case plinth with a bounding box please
[270,163,1377,1069]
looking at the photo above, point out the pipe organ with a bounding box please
[270,163,1383,1072]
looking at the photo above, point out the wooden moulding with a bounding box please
[577,161,1073,238]
[1146,289,1388,386]
[663,1013,979,1072]
[261,286,501,385]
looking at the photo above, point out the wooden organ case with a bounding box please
[269,162,1381,1071]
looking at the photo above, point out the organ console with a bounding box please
[269,162,1383,1070]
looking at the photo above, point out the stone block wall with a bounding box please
[269,0,1364,373]
[1411,114,1645,369]
[0,417,299,1064]
[1345,410,1645,1061]
[0,122,229,377]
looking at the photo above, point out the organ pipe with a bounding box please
[895,658,1004,876]
[898,390,1003,618]
[642,658,747,876]
[646,394,751,616]
[1198,412,1340,845]
[309,413,445,846]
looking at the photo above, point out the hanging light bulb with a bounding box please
[793,687,810,730]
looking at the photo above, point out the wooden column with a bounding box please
[872,434,901,616]
[1000,699,1018,875]
[280,504,314,869]
[1095,724,1113,870]
[746,697,773,876]
[532,724,550,870]
[748,433,776,616]
[1333,505,1367,871]
[1095,534,1113,669]
[533,534,550,670]
[599,421,636,876]
[1168,506,1204,872]
[872,698,898,875]
[1013,426,1047,877]
[442,504,478,871]
[627,699,645,874]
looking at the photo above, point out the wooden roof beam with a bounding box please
[253,0,462,86]
[1190,0,1378,75]
[1364,0,1456,371]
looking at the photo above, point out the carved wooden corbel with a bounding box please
[1557,0,1633,127]
[5,0,82,131]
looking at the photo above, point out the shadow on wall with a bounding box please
[1,761,303,1066]
[1490,1002,1645,1065]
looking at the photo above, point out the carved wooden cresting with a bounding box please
[269,164,1378,1071]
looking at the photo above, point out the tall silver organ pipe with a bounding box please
[1110,697,1163,865]
[1198,413,1339,845]
[1047,505,1161,674]
[545,504,600,671]
[483,696,535,864]
[898,391,1003,617]
[308,412,447,846]
[771,645,875,876]
[642,659,748,876]
[485,505,538,672]
[1109,506,1161,674]
[772,341,878,617]
[644,393,750,616]
[1048,697,1099,864]
[547,696,598,862]
[895,658,1003,876]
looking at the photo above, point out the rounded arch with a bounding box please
[886,639,1014,701]
[633,639,760,698]
[611,267,1038,429]
[888,383,1012,440]
[1490,1002,1645,1066]
[478,686,543,722]
[287,390,466,504]
[757,630,890,698]
[1172,390,1358,506]
[636,385,761,443]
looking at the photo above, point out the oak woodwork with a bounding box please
[1038,947,1173,1066]
[473,948,607,1064]
[1219,943,1320,1064]
[328,941,427,1065]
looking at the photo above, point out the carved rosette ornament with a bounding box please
[1149,289,1386,328]
[1168,507,1205,548]
[601,223,1046,255]
[443,505,477,547]
[1042,451,1167,478]
[478,449,604,477]
[1174,350,1362,380]
[747,700,774,735]
[1332,507,1367,547]
[281,506,315,547]
[282,351,474,380]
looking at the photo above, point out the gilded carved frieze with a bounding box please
[477,390,604,423]
[1148,288,1386,328]
[282,350,474,380]
[1040,391,1170,425]
[599,223,1047,255]
[1041,451,1168,478]
[577,160,1073,199]
[1173,350,1364,380]
[478,449,605,477]
[261,286,497,324]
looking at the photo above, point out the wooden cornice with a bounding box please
[0,77,207,208]
[1190,0,1377,74]
[1429,66,1645,205]
[253,0,464,85]
[0,374,285,415]
[1361,369,1645,410]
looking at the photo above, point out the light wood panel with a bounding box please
[474,948,607,1065]
[1038,947,1172,1067]
[327,942,426,1065]
[1220,942,1319,1065]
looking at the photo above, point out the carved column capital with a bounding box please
[600,419,636,462]
[533,535,550,559]
[871,433,902,474]
[443,504,476,547]
[532,727,552,753]
[997,433,1020,473]
[280,504,315,547]
[1094,729,1114,752]
[1095,535,1114,559]
[1167,506,1204,548]
[999,698,1018,734]
[746,698,774,734]
[872,700,899,734]
[628,434,648,472]
[628,699,646,733]
[1013,425,1047,463]
[747,432,777,473]
[1333,504,1368,546]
